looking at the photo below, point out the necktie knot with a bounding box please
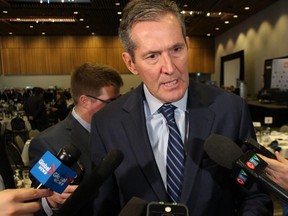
[158,104,177,123]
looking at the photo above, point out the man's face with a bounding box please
[122,13,189,103]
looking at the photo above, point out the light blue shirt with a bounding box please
[72,108,91,133]
[143,85,188,189]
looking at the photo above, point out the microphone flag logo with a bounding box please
[30,151,77,193]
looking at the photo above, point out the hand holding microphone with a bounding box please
[30,144,82,209]
[204,134,288,203]
[258,151,288,192]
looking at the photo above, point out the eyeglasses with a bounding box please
[85,94,120,104]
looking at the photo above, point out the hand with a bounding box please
[46,185,78,209]
[0,188,53,216]
[258,151,288,191]
[50,107,57,112]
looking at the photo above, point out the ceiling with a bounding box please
[0,0,279,37]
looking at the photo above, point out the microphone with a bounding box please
[30,144,81,194]
[244,137,276,159]
[57,149,124,216]
[118,197,147,216]
[204,134,288,203]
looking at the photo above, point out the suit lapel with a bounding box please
[181,81,216,203]
[64,114,91,175]
[121,85,168,201]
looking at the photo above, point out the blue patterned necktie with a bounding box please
[159,104,185,203]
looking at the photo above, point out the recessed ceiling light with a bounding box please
[244,7,250,10]
[183,4,188,8]
[215,27,220,30]
[224,21,229,24]
[73,11,78,15]
[42,32,45,35]
[9,32,13,35]
[30,25,34,28]
[85,25,90,28]
[117,11,122,15]
[91,32,95,35]
[115,2,120,6]
[206,12,210,17]
[233,15,238,18]
[207,33,211,37]
[79,18,84,21]
[9,17,76,23]
[3,10,8,14]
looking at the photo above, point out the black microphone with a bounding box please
[56,144,81,167]
[204,134,288,203]
[57,149,124,216]
[244,137,276,159]
[118,197,148,216]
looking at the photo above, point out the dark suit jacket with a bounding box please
[0,140,16,189]
[29,113,93,215]
[90,80,273,216]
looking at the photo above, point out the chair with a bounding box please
[6,142,25,170]
[29,129,40,139]
[15,135,25,152]
[10,116,28,142]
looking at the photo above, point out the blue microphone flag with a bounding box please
[30,151,77,193]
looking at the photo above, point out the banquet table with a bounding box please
[0,116,31,136]
[258,130,288,158]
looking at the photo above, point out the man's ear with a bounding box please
[122,52,138,75]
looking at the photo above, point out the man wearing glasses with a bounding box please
[28,63,123,216]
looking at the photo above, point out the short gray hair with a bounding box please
[118,0,186,62]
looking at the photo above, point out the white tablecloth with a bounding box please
[258,131,288,158]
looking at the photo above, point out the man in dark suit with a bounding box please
[89,0,273,215]
[29,63,123,216]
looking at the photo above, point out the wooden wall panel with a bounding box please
[0,36,214,74]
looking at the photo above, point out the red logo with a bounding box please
[246,161,255,170]
[47,164,55,174]
[236,178,245,185]
[65,175,73,184]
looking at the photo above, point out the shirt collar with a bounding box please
[72,107,91,133]
[143,84,187,115]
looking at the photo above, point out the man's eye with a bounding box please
[146,53,157,59]
[171,46,183,56]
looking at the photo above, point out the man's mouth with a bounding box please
[164,79,177,87]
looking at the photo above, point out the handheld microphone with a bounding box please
[204,134,288,203]
[30,144,81,194]
[118,197,147,216]
[244,137,276,159]
[57,149,124,216]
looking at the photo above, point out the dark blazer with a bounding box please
[29,112,93,215]
[90,80,273,216]
[0,140,16,189]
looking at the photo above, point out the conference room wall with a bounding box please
[214,0,288,97]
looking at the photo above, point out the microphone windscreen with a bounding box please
[57,149,124,216]
[204,134,243,169]
[57,144,81,167]
[118,197,147,216]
